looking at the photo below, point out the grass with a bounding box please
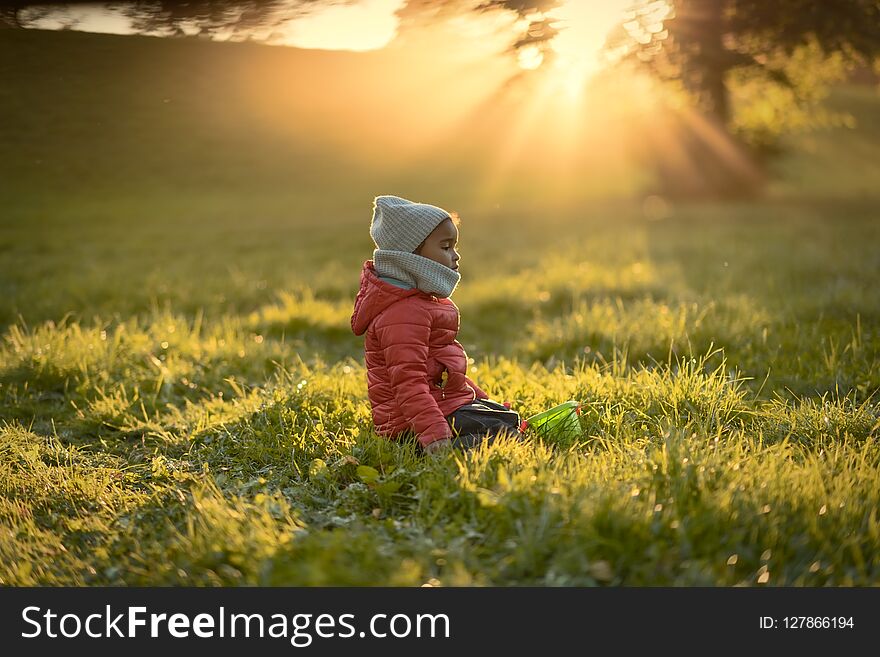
[1,28,879,586]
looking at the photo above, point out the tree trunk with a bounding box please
[700,0,729,125]
[648,0,764,199]
[679,0,729,124]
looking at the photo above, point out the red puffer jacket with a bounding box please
[351,260,488,447]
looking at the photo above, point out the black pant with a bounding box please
[446,399,522,449]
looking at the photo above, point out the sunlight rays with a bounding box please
[474,73,574,205]
[547,0,634,98]
[471,67,660,208]
[468,0,660,205]
[28,0,757,205]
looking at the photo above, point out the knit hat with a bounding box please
[370,195,451,253]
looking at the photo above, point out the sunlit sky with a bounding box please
[271,0,406,51]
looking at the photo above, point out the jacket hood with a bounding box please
[351,260,421,336]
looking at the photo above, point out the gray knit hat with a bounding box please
[370,195,451,253]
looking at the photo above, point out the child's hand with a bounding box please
[424,438,453,455]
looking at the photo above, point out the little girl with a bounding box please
[350,195,521,454]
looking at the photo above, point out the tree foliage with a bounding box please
[621,1,878,127]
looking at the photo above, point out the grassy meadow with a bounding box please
[1,28,880,586]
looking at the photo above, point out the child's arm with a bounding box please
[377,302,453,449]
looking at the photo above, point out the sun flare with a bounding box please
[548,0,630,95]
[519,0,673,100]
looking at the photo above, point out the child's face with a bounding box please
[415,218,460,272]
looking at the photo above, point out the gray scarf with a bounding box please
[373,250,461,298]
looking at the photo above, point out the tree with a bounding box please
[618,1,879,127]
[630,0,880,195]
[480,1,880,196]
[119,0,298,39]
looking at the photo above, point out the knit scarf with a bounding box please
[373,250,461,298]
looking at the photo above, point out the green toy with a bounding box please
[520,400,581,440]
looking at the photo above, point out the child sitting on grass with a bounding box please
[351,195,521,455]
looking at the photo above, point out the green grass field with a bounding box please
[1,28,879,586]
